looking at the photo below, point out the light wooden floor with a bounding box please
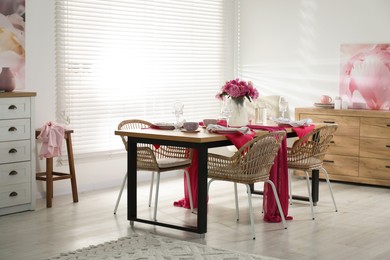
[1,175,390,260]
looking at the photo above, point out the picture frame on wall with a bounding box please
[340,44,390,110]
[0,0,25,91]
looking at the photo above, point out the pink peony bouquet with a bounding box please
[216,78,259,103]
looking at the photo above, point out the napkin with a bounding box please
[206,124,250,134]
[272,117,313,127]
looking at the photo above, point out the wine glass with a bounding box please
[173,101,185,130]
[219,98,232,127]
[279,97,288,119]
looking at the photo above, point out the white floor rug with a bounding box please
[46,232,281,260]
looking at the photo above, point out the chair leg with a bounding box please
[184,170,194,213]
[153,173,161,221]
[234,182,239,221]
[320,167,338,212]
[304,171,315,220]
[245,184,256,240]
[114,172,128,214]
[266,180,287,229]
[148,172,155,207]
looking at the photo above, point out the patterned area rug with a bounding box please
[46,232,281,260]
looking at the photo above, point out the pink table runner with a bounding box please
[174,124,314,223]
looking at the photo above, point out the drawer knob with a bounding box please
[9,191,18,197]
[8,104,17,110]
[8,148,17,154]
[9,170,18,176]
[8,126,17,132]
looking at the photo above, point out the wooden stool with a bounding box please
[35,129,78,208]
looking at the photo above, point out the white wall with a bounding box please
[24,0,390,197]
[239,0,390,117]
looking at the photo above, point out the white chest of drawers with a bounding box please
[0,92,36,215]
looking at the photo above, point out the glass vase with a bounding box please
[229,97,248,127]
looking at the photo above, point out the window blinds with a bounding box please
[55,0,236,157]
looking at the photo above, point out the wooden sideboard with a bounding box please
[295,107,390,186]
[0,91,36,215]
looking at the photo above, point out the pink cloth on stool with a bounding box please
[37,122,65,159]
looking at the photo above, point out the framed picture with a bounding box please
[340,44,390,110]
[0,0,25,90]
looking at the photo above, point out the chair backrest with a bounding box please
[117,119,152,151]
[232,131,286,183]
[288,124,338,163]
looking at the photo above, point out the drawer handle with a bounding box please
[9,170,18,176]
[386,145,390,148]
[8,104,17,110]
[9,191,18,197]
[323,121,335,124]
[8,126,17,132]
[323,160,335,163]
[386,166,390,169]
[8,148,17,154]
[330,141,335,144]
[387,124,390,127]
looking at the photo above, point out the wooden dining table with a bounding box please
[115,127,270,236]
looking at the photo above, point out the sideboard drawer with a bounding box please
[0,97,30,119]
[0,183,31,208]
[323,154,359,177]
[0,162,31,185]
[360,117,390,138]
[359,158,390,180]
[0,140,30,164]
[0,119,30,141]
[360,137,390,159]
[299,114,360,136]
[327,135,359,157]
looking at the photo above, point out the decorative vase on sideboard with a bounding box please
[0,67,15,92]
[229,97,248,127]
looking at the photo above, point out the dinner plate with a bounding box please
[314,102,334,108]
[151,123,175,130]
[181,129,200,133]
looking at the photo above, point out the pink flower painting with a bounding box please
[340,44,390,110]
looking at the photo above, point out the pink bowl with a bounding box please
[183,122,199,131]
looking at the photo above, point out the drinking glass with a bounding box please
[279,97,288,119]
[219,98,232,127]
[173,101,185,130]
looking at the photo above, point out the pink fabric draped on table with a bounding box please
[174,124,314,223]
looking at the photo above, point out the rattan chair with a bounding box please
[114,119,194,220]
[207,131,287,239]
[287,124,338,220]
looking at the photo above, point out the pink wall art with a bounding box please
[340,44,390,110]
[0,0,25,91]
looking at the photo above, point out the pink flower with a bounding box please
[216,78,259,102]
[340,44,390,110]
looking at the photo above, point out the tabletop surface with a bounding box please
[115,127,271,143]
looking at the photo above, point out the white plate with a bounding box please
[314,102,334,108]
